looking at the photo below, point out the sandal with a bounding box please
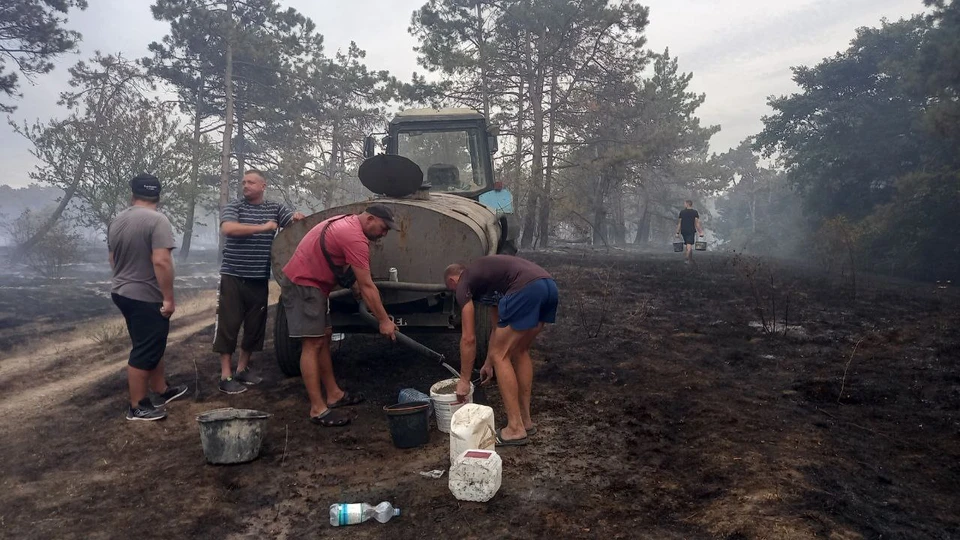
[310,409,351,427]
[328,390,365,409]
[525,426,538,437]
[495,428,529,447]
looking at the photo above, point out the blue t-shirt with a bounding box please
[479,189,514,214]
[220,199,294,279]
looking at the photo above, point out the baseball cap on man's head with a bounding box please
[130,173,162,198]
[365,204,397,230]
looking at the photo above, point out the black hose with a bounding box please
[356,300,449,365]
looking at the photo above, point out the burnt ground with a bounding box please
[0,249,958,539]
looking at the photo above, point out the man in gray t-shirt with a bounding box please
[108,173,188,422]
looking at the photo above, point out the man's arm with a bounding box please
[695,217,704,236]
[676,218,682,235]
[352,267,397,340]
[108,251,115,270]
[221,220,277,237]
[152,247,176,317]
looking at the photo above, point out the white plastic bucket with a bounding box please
[449,449,502,502]
[430,378,473,433]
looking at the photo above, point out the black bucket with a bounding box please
[673,242,684,252]
[384,401,431,449]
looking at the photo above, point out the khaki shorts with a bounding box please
[281,284,330,338]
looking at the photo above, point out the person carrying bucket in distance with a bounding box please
[675,199,704,265]
[444,255,559,447]
[282,204,399,427]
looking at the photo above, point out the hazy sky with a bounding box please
[0,0,925,188]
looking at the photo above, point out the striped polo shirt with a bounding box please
[220,198,294,280]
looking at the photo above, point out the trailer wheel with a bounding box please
[275,301,302,377]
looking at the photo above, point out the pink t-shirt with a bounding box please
[282,214,370,295]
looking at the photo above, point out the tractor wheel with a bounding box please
[274,301,302,377]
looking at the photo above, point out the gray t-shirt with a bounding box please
[108,206,177,303]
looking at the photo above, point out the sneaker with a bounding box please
[234,368,262,386]
[219,377,248,394]
[127,399,167,421]
[152,384,189,407]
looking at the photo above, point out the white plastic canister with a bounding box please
[430,378,473,433]
[449,404,496,463]
[449,449,502,502]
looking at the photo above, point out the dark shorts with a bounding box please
[681,231,697,245]
[498,278,559,331]
[112,293,170,371]
[213,274,269,354]
[280,284,330,338]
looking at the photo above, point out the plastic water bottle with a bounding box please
[329,502,400,526]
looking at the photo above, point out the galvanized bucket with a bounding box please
[197,408,271,465]
[695,239,707,251]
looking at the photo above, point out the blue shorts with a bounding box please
[498,278,559,331]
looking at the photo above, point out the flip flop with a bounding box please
[525,426,538,437]
[495,428,529,447]
[328,391,365,409]
[310,409,351,427]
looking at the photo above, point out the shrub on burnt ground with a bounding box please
[561,263,650,339]
[4,209,84,278]
[731,253,798,337]
[90,322,127,347]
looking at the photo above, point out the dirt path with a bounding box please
[1,251,958,540]
[0,307,215,421]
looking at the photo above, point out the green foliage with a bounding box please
[757,4,960,281]
[5,208,83,277]
[0,0,88,112]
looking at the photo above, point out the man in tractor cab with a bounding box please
[444,255,559,447]
[282,205,399,427]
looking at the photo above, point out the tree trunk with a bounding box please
[218,1,235,256]
[326,116,341,208]
[475,1,490,119]
[611,190,626,245]
[519,30,543,249]
[513,77,524,186]
[634,197,650,244]
[235,107,245,199]
[537,71,557,248]
[179,77,204,262]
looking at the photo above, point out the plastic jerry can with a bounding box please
[449,403,496,463]
[449,449,502,502]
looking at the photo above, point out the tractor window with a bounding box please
[397,129,487,192]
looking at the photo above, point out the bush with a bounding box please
[5,209,83,278]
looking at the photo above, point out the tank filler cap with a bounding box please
[358,154,424,198]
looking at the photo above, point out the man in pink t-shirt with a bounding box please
[282,204,399,427]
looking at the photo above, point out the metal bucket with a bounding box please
[695,239,707,251]
[197,408,271,465]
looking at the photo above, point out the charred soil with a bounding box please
[0,250,957,539]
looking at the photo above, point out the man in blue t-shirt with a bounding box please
[675,199,704,265]
[215,169,305,394]
[478,182,514,215]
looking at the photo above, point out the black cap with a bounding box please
[130,173,161,198]
[365,204,397,230]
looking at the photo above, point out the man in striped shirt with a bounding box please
[215,169,305,394]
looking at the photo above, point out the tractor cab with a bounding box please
[364,108,500,199]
